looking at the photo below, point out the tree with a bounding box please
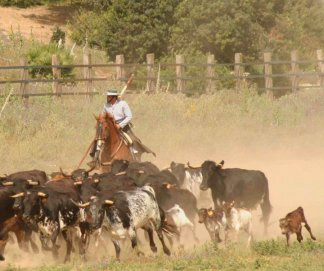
[170,0,324,62]
[170,0,283,62]
[265,0,324,58]
[70,0,180,62]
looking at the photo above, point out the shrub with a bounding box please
[50,27,66,45]
[25,42,74,79]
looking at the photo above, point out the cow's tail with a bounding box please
[159,207,179,237]
[260,175,272,234]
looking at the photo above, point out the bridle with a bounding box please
[96,117,125,164]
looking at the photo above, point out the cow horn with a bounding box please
[27,179,39,186]
[115,171,126,176]
[101,162,112,166]
[94,179,100,183]
[37,192,47,198]
[90,196,97,200]
[60,167,72,177]
[186,162,201,169]
[74,181,82,186]
[105,200,114,205]
[79,202,90,208]
[217,160,225,168]
[10,192,25,198]
[2,181,14,186]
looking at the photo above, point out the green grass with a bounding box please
[1,239,323,271]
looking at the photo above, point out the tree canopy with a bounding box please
[9,0,314,63]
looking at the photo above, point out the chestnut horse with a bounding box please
[93,113,133,172]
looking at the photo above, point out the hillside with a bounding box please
[0,4,76,43]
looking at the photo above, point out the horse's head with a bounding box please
[95,113,117,139]
[95,114,108,141]
[92,113,132,168]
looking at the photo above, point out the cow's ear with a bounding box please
[230,201,235,207]
[162,183,171,189]
[207,210,214,217]
[170,161,176,168]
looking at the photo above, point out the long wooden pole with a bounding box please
[120,74,134,98]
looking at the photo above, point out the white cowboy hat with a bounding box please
[105,89,120,96]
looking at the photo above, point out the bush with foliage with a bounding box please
[50,26,66,45]
[26,42,74,78]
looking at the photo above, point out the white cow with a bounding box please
[222,201,253,247]
[164,204,195,246]
[169,162,203,199]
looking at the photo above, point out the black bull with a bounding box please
[199,160,272,234]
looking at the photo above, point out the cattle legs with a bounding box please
[61,230,73,263]
[143,227,157,253]
[285,233,290,245]
[0,235,8,261]
[129,228,144,256]
[112,240,121,260]
[25,227,39,254]
[303,222,316,241]
[51,229,60,259]
[156,229,171,256]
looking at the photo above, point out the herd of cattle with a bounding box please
[0,160,317,262]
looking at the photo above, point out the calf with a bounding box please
[81,185,171,260]
[222,201,253,247]
[165,204,194,246]
[279,207,316,245]
[198,207,226,243]
[152,185,199,242]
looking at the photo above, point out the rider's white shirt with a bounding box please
[102,99,132,128]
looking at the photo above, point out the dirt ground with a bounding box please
[0,5,76,43]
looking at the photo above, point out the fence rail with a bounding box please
[1,49,324,102]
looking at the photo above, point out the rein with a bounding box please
[76,139,95,169]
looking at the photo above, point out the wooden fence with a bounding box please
[1,49,324,101]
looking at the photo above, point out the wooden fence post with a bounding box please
[146,53,155,92]
[291,50,299,92]
[264,52,273,96]
[176,55,185,93]
[83,53,92,99]
[234,53,243,91]
[52,54,62,96]
[206,54,215,93]
[19,59,29,105]
[116,54,125,83]
[317,49,324,88]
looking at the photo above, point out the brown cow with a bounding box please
[279,207,316,245]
